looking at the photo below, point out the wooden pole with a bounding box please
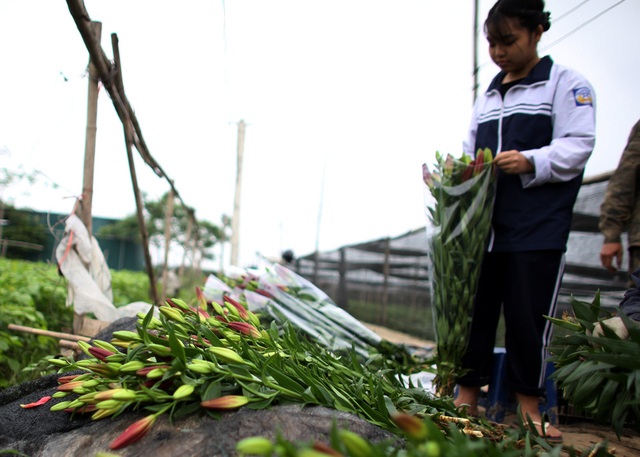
[74,20,101,335]
[79,21,101,234]
[380,237,390,326]
[161,187,175,300]
[230,120,245,266]
[472,0,480,103]
[337,247,348,308]
[8,324,92,342]
[112,33,159,305]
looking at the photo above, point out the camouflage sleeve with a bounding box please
[599,120,640,243]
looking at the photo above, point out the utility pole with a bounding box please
[230,120,246,267]
[473,0,480,103]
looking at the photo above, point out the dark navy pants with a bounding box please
[457,250,564,397]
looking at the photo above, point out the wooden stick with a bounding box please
[8,324,92,342]
[59,339,82,351]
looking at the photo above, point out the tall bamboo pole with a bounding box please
[74,21,101,334]
[79,21,101,234]
[230,120,245,267]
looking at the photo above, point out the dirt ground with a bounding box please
[363,323,640,456]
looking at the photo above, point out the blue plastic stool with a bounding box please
[484,348,558,425]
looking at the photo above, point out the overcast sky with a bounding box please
[1,0,638,269]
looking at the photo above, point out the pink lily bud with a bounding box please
[444,154,455,176]
[201,395,249,410]
[57,374,81,384]
[227,321,261,338]
[423,164,434,188]
[88,346,115,362]
[135,365,170,377]
[223,295,249,320]
[57,381,86,392]
[109,414,157,450]
[195,286,209,311]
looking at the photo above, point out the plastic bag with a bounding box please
[422,149,496,396]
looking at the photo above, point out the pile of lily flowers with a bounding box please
[42,288,279,450]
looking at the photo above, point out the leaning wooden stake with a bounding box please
[8,324,92,342]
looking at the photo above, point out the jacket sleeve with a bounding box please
[598,120,640,243]
[519,68,596,188]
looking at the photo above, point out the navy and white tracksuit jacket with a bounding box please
[463,56,596,252]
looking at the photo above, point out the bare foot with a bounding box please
[454,385,480,416]
[516,393,562,443]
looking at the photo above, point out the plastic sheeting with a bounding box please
[56,214,154,322]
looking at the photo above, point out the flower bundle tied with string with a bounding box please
[422,148,496,397]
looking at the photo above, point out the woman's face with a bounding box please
[487,17,542,80]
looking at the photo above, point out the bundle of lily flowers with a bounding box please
[422,149,496,397]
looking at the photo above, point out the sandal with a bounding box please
[455,403,479,417]
[528,420,563,444]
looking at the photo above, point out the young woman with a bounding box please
[454,0,596,443]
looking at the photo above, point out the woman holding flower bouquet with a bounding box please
[453,0,596,443]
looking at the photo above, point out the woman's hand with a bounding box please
[494,150,534,174]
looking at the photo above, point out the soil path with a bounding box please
[362,322,640,456]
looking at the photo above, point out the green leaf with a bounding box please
[202,380,222,401]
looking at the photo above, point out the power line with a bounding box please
[540,0,625,52]
[553,0,591,23]
[473,0,626,79]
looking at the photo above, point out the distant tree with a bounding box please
[97,192,224,267]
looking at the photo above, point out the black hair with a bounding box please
[485,0,551,40]
[281,249,294,263]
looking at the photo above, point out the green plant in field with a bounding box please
[110,269,151,306]
[0,258,64,387]
[0,259,157,388]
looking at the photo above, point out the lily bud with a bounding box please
[312,441,344,456]
[224,295,249,320]
[392,413,428,440]
[201,395,249,410]
[338,430,371,457]
[195,286,208,311]
[119,360,146,373]
[93,340,120,354]
[236,436,274,455]
[166,298,189,310]
[57,380,85,392]
[49,400,73,412]
[159,306,186,323]
[109,414,157,450]
[209,346,246,365]
[91,406,119,420]
[94,389,137,402]
[227,321,261,338]
[172,384,195,400]
[136,365,170,377]
[111,330,142,342]
[95,400,123,410]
